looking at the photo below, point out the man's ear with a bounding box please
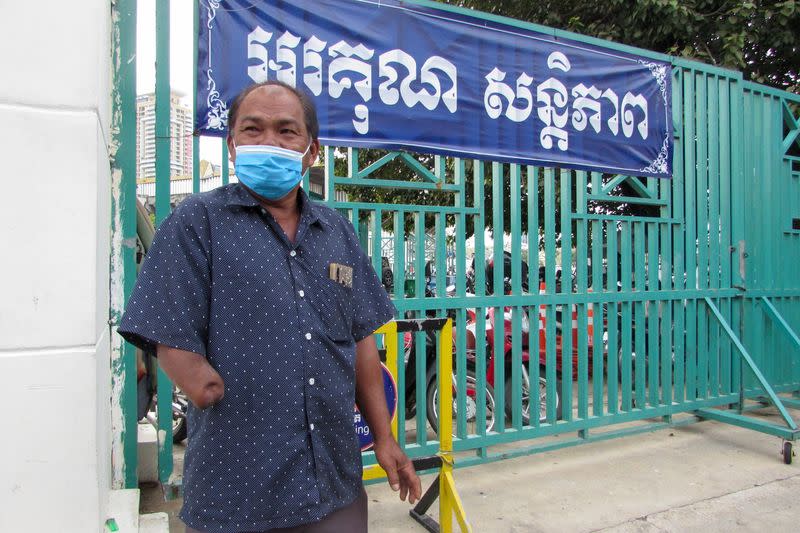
[304,138,321,170]
[226,134,236,163]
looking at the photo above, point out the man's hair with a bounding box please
[227,80,319,141]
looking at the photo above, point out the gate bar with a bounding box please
[154,0,175,487]
[702,297,797,430]
[694,409,799,440]
[765,397,800,410]
[110,0,139,490]
[758,297,800,353]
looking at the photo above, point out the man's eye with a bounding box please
[243,126,258,132]
[281,128,297,135]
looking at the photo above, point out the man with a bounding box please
[119,81,421,533]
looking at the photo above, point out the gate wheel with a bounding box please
[782,441,793,465]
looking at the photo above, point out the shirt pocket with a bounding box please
[311,277,354,343]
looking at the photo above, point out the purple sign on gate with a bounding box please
[354,363,398,451]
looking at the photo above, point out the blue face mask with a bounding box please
[233,144,311,200]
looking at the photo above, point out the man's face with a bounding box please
[226,85,320,174]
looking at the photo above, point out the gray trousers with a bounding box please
[185,488,368,533]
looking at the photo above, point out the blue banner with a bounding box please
[197,0,673,178]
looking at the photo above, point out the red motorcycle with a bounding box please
[391,313,499,436]
[428,285,598,431]
[462,301,564,427]
[402,253,598,434]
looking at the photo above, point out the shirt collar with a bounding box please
[225,182,331,229]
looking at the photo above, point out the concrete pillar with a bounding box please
[0,1,112,531]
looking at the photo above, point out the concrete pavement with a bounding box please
[141,407,799,532]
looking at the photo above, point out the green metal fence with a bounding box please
[111,0,800,490]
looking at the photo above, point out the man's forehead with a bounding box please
[240,85,303,113]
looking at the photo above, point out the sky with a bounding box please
[137,0,224,164]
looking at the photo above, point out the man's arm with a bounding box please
[355,335,422,504]
[157,345,225,409]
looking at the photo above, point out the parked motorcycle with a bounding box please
[429,252,601,431]
[384,320,498,436]
[137,347,189,443]
[391,252,602,435]
[421,252,552,433]
[426,300,564,432]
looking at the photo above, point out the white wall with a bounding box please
[0,1,112,531]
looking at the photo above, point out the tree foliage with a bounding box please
[447,0,798,92]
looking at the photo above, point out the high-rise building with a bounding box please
[136,91,193,181]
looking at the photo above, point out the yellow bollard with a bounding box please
[363,319,471,532]
[437,318,472,533]
[361,321,398,482]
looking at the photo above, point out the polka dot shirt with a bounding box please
[118,184,396,532]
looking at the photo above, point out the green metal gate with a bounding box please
[737,82,800,410]
[110,0,800,490]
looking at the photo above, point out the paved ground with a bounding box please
[141,407,799,532]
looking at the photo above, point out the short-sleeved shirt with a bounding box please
[118,184,395,533]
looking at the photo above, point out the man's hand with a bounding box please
[373,438,422,504]
[157,344,225,409]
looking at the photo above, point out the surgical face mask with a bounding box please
[233,143,311,200]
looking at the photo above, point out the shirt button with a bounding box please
[309,423,315,431]
[298,290,305,298]
[308,378,315,385]
[305,332,312,340]
[289,250,297,257]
